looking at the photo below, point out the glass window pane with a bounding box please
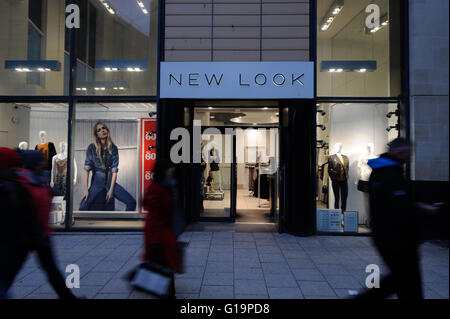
[0,102,69,231]
[75,0,158,96]
[71,102,156,228]
[0,1,68,95]
[316,102,398,233]
[317,0,401,97]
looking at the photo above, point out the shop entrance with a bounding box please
[195,107,280,228]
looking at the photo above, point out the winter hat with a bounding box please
[19,150,44,169]
[0,147,22,169]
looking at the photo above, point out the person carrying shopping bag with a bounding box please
[140,159,182,299]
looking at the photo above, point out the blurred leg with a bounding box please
[36,238,77,299]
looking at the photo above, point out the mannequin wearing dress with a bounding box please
[50,142,77,196]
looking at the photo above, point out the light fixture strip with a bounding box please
[137,0,149,14]
[99,0,115,15]
[320,0,344,32]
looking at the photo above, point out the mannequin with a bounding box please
[208,146,223,192]
[328,143,349,211]
[18,141,29,150]
[50,142,77,196]
[357,143,376,192]
[35,130,57,171]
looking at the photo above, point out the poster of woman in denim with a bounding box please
[79,122,136,211]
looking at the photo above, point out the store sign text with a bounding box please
[168,72,304,88]
[160,62,314,99]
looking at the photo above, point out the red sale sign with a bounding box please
[140,118,157,214]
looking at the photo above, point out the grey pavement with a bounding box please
[8,232,449,299]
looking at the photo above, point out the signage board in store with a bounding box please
[316,209,342,232]
[140,118,157,214]
[160,62,314,99]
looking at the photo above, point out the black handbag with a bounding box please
[357,180,370,192]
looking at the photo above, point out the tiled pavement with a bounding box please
[8,232,449,299]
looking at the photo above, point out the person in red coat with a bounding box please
[143,159,180,298]
[15,150,77,299]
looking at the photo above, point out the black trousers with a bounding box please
[0,238,76,299]
[331,180,348,211]
[357,244,423,299]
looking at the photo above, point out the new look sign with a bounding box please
[160,62,314,99]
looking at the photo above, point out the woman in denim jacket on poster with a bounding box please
[80,122,136,211]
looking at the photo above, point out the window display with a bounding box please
[72,103,156,221]
[0,102,69,228]
[316,102,399,231]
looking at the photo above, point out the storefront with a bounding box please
[0,0,411,235]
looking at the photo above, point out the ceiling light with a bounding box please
[137,1,149,15]
[359,68,367,72]
[329,69,336,72]
[336,69,343,72]
[105,67,112,71]
[99,0,115,14]
[134,68,142,72]
[127,67,134,72]
[319,0,344,32]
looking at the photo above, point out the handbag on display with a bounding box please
[127,262,174,298]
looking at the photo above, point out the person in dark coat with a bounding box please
[142,159,180,298]
[357,138,423,299]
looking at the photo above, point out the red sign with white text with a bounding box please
[140,118,157,214]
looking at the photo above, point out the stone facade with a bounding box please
[409,0,449,181]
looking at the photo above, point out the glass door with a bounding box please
[199,127,236,221]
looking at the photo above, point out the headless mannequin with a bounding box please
[357,143,376,224]
[50,142,77,196]
[328,143,349,211]
[18,141,29,150]
[357,143,376,183]
[39,131,47,144]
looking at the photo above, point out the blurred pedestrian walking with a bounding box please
[0,148,45,299]
[142,159,181,299]
[357,138,423,299]
[5,150,77,299]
